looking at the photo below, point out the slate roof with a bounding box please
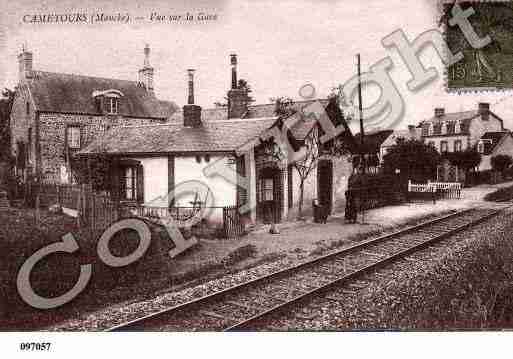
[480,131,511,155]
[79,97,354,156]
[78,117,277,155]
[422,110,479,124]
[420,109,505,135]
[167,99,336,142]
[25,71,178,118]
[353,129,394,154]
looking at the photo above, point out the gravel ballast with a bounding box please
[257,208,513,330]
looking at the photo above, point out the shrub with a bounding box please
[484,184,513,202]
[222,244,258,266]
[0,211,173,329]
[347,173,403,210]
[491,154,513,173]
[382,138,440,182]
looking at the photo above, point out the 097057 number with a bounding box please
[19,342,52,351]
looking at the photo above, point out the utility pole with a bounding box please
[357,53,365,174]
[357,54,366,224]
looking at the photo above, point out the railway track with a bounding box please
[108,206,508,332]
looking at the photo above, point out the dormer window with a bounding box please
[67,126,81,149]
[107,97,118,114]
[92,89,124,115]
[446,121,455,134]
[433,123,442,135]
[478,139,492,154]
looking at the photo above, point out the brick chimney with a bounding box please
[478,102,490,120]
[183,69,202,127]
[138,44,154,96]
[18,45,33,82]
[227,54,249,119]
[434,107,445,117]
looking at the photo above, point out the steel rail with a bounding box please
[226,206,508,330]
[107,206,507,331]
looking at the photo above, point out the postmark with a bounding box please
[441,0,513,91]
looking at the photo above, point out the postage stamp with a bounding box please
[442,1,513,91]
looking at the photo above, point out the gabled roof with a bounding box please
[168,98,330,130]
[381,128,421,148]
[79,97,354,157]
[479,131,511,155]
[24,71,178,119]
[78,117,277,155]
[353,129,394,154]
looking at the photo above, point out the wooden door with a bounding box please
[317,159,333,214]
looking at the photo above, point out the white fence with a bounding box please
[408,180,461,201]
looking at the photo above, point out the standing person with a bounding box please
[345,189,357,223]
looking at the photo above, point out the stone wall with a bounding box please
[38,113,165,182]
[10,84,37,174]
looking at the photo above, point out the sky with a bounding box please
[2,0,513,132]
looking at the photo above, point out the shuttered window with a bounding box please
[259,178,274,201]
[124,167,137,200]
[67,126,81,149]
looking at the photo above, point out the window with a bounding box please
[454,140,462,152]
[422,123,430,137]
[26,102,30,115]
[428,141,435,148]
[67,126,81,149]
[433,123,442,135]
[124,167,137,200]
[259,178,274,201]
[440,141,448,153]
[107,97,118,114]
[446,121,455,134]
[478,142,485,154]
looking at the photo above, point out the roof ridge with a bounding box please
[31,70,139,84]
[248,97,329,108]
[171,98,329,113]
[119,116,277,129]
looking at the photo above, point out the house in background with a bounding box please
[419,103,507,182]
[379,125,421,161]
[476,131,513,172]
[9,45,177,184]
[352,129,393,173]
[79,55,355,225]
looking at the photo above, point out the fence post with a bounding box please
[90,193,95,241]
[35,194,40,228]
[76,187,82,228]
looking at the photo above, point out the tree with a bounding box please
[491,154,512,173]
[443,148,482,173]
[382,138,441,183]
[214,78,254,108]
[0,89,15,162]
[440,148,481,185]
[293,127,320,218]
[270,96,295,118]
